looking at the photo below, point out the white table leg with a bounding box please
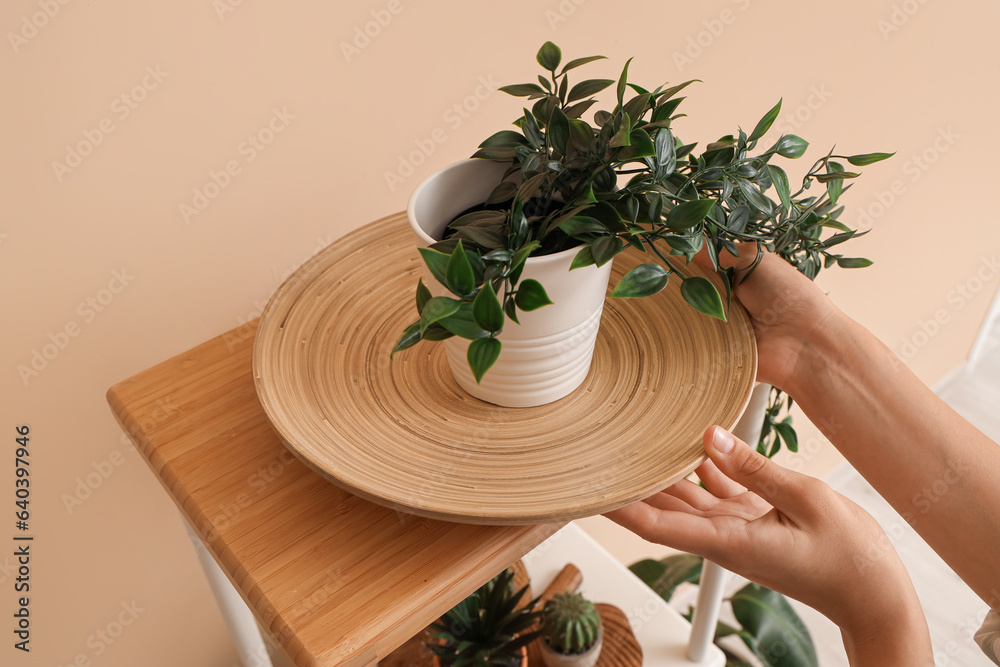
[687,560,728,662]
[687,382,772,662]
[182,517,275,667]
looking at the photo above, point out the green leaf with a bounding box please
[416,279,432,315]
[509,240,541,287]
[454,225,505,249]
[446,241,476,297]
[567,78,614,103]
[450,209,506,228]
[737,179,774,215]
[622,92,652,123]
[590,235,624,266]
[727,206,750,234]
[485,181,517,205]
[618,129,656,160]
[655,129,677,175]
[609,114,632,148]
[503,296,519,324]
[813,170,860,183]
[837,257,873,268]
[478,131,528,149]
[616,57,633,108]
[567,118,593,156]
[564,98,598,120]
[418,247,451,291]
[471,146,518,161]
[629,554,703,602]
[473,282,504,333]
[749,99,782,142]
[560,54,606,74]
[514,279,553,311]
[767,165,791,213]
[559,215,606,237]
[847,152,895,166]
[731,584,818,667]
[825,161,844,207]
[548,107,570,155]
[499,83,546,98]
[611,263,670,298]
[421,323,454,341]
[822,230,857,248]
[439,304,490,339]
[775,134,809,159]
[537,41,562,71]
[420,297,462,334]
[773,422,798,453]
[570,245,597,270]
[468,337,502,384]
[653,79,700,102]
[681,276,727,321]
[666,199,716,229]
[392,321,421,356]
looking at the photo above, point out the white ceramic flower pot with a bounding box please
[539,621,603,667]
[407,159,614,407]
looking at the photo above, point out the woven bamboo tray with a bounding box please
[252,212,756,525]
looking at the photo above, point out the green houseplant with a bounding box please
[427,568,542,667]
[539,592,603,667]
[630,554,818,667]
[395,42,891,444]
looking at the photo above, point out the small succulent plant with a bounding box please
[542,592,601,655]
[428,568,542,666]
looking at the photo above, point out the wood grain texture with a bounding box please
[106,319,563,667]
[253,212,757,525]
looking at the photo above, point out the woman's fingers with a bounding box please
[603,501,726,557]
[660,478,720,511]
[703,426,811,520]
[641,489,700,514]
[695,456,746,499]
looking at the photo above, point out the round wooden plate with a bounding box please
[252,212,756,525]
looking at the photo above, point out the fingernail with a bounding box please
[712,427,735,453]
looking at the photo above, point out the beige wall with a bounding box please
[3,0,998,665]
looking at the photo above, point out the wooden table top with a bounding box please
[107,319,563,667]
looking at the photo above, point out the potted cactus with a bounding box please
[427,567,542,667]
[394,41,891,445]
[539,592,603,667]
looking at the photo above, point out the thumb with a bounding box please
[703,425,808,513]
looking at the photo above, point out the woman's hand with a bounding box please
[696,245,843,393]
[605,425,933,665]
